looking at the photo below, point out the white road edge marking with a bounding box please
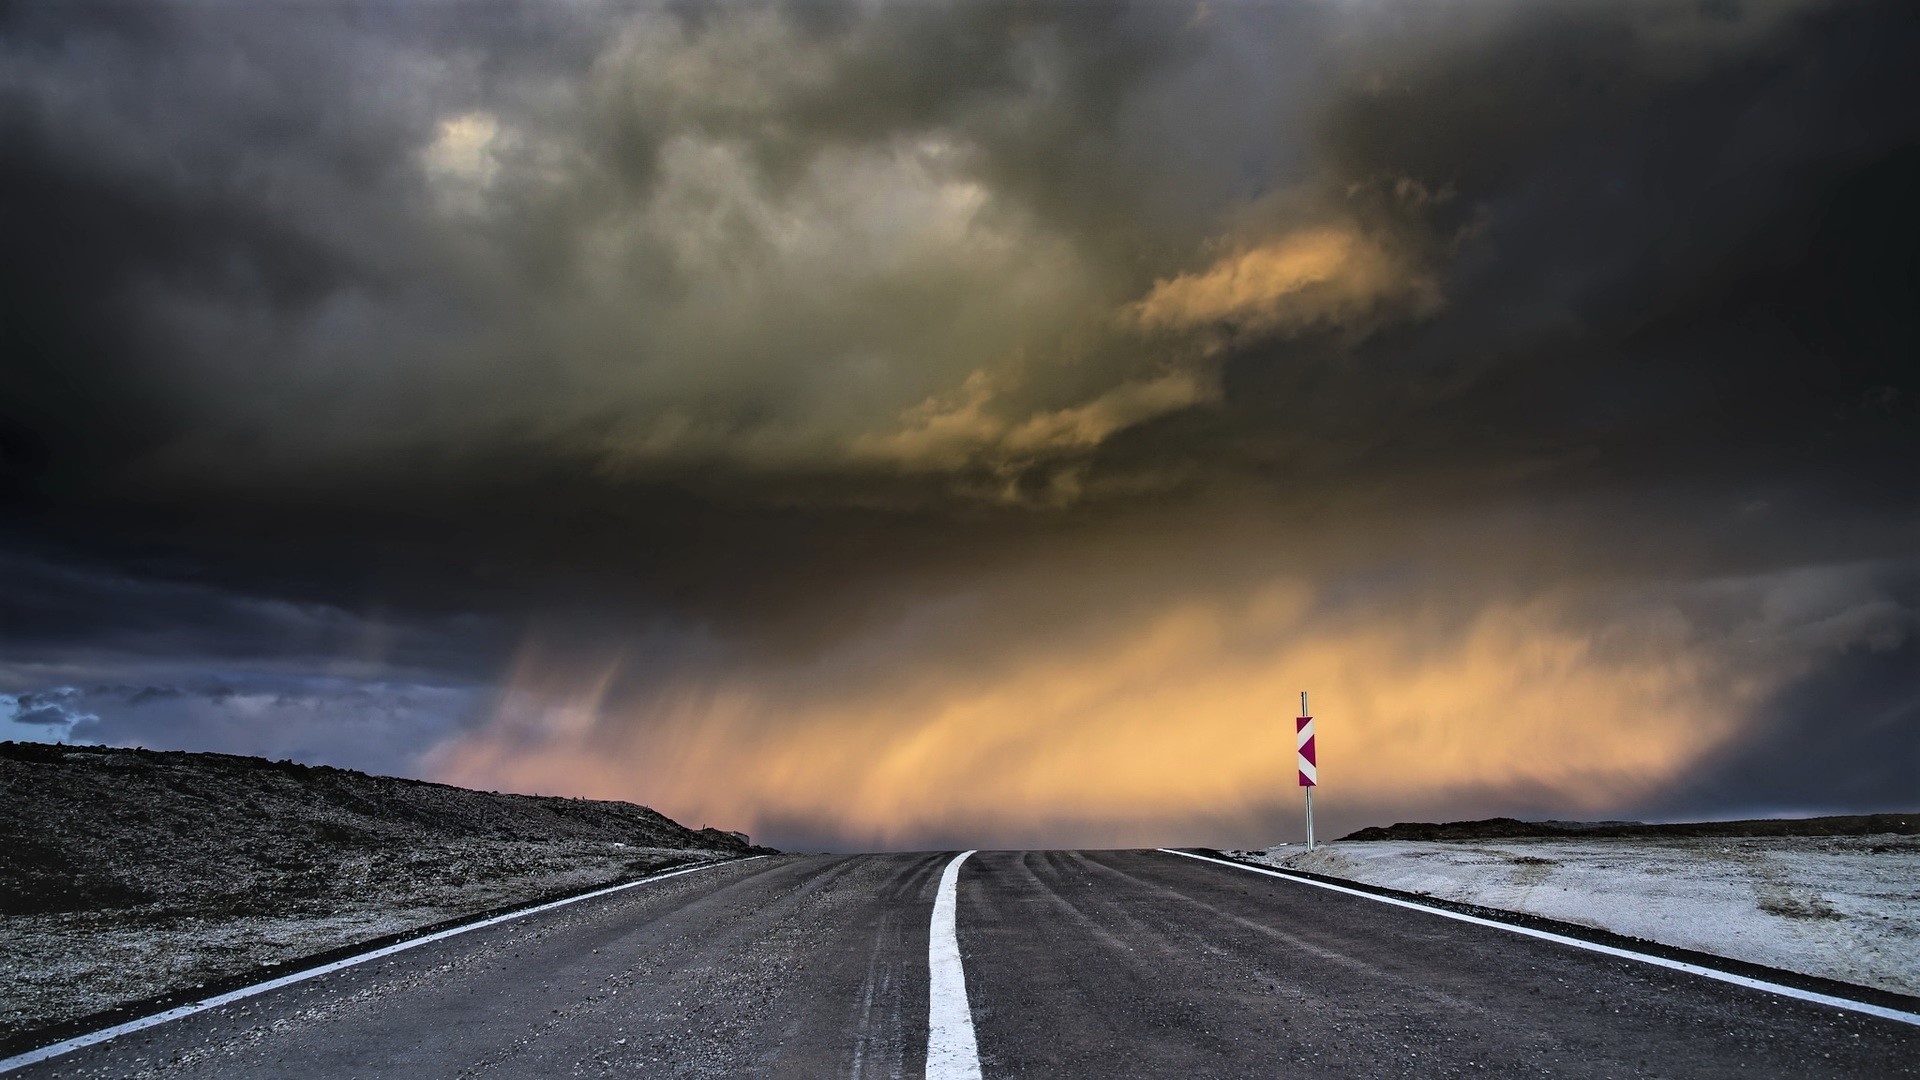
[0,856,766,1075]
[1157,848,1920,1028]
[926,850,983,1080]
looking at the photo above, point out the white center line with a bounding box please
[926,850,983,1080]
[1157,848,1920,1028]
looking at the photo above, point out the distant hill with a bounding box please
[1,741,770,1043]
[0,741,763,918]
[1340,813,1917,843]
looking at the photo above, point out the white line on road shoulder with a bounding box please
[1156,848,1920,1028]
[926,850,983,1080]
[0,856,766,1075]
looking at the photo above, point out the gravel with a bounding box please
[0,742,764,1044]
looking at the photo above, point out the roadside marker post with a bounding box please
[1298,690,1317,850]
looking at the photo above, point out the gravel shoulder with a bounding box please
[0,742,764,1046]
[1236,834,1920,996]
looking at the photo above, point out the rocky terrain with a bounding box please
[0,742,765,1048]
[1339,812,1916,843]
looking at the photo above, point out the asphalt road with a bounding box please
[15,850,1916,1078]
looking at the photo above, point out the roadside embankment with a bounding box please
[0,742,766,1045]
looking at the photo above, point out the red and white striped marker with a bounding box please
[1298,690,1316,850]
[1296,711,1317,788]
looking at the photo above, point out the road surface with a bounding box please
[11,850,1915,1078]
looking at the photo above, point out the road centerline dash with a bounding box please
[926,850,983,1080]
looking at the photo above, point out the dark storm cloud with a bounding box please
[0,687,92,743]
[1663,637,1920,816]
[10,704,72,727]
[1646,566,1920,819]
[0,545,512,681]
[1,0,1209,628]
[59,677,480,774]
[2,678,479,774]
[2,0,1915,837]
[1211,0,1920,512]
[0,542,508,766]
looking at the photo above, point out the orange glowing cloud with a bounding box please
[1129,226,1441,337]
[851,368,1214,479]
[427,574,1785,850]
[838,225,1438,484]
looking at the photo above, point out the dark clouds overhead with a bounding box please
[2,0,1915,846]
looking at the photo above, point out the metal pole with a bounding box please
[1301,690,1314,851]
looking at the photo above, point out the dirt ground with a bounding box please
[0,742,761,1044]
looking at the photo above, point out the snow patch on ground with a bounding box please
[1235,835,1920,996]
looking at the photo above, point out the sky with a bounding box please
[2,0,1915,851]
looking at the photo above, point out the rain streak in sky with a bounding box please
[3,0,1916,848]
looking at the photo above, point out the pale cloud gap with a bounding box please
[422,111,502,211]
